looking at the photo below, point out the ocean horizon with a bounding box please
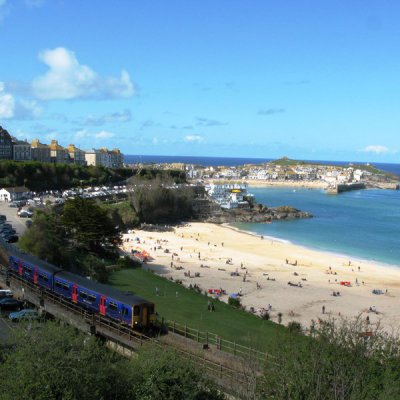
[124,154,400,176]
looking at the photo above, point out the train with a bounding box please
[7,251,156,329]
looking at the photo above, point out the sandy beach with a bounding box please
[120,222,400,331]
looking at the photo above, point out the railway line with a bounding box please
[0,265,260,397]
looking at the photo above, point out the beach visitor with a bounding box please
[176,291,179,297]
[156,287,160,296]
[207,300,211,311]
[239,287,242,296]
[322,305,325,314]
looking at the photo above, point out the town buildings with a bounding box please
[0,126,124,168]
[0,126,13,160]
[13,140,32,162]
[85,148,124,168]
[31,139,51,163]
[205,183,252,209]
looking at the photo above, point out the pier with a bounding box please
[326,182,366,194]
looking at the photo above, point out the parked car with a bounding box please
[8,309,39,322]
[6,235,18,243]
[0,289,13,298]
[0,298,23,311]
[18,210,33,218]
[9,202,18,208]
[1,227,16,234]
[0,223,12,229]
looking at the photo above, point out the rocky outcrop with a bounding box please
[199,204,312,224]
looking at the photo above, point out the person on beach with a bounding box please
[322,305,325,314]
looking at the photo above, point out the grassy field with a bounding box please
[110,268,289,353]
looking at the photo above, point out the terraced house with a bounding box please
[0,126,13,160]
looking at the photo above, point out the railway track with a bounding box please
[0,266,257,397]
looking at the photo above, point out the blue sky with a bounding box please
[1,0,400,162]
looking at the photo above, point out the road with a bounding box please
[0,202,28,236]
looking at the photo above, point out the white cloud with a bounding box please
[184,135,204,143]
[32,47,134,100]
[77,109,132,126]
[73,129,115,141]
[95,130,114,139]
[0,0,9,22]
[0,82,42,119]
[362,145,389,154]
[0,82,14,118]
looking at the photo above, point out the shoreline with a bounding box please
[226,223,400,271]
[121,222,400,330]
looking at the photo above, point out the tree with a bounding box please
[0,322,133,400]
[258,317,400,399]
[129,176,195,224]
[62,197,121,253]
[0,322,225,400]
[19,208,69,267]
[128,347,225,400]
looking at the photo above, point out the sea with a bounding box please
[125,155,400,266]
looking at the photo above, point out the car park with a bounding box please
[0,297,23,311]
[8,202,18,208]
[8,309,39,322]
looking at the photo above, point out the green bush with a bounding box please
[228,296,241,308]
[116,256,141,269]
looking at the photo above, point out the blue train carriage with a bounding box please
[8,254,61,291]
[54,271,156,328]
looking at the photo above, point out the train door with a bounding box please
[72,285,78,303]
[33,267,38,285]
[99,296,106,316]
[18,261,23,276]
[141,306,148,327]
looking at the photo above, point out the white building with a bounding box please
[205,183,252,209]
[0,186,31,202]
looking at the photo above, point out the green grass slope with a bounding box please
[110,268,288,352]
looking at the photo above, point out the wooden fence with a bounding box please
[166,319,269,363]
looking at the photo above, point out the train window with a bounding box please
[24,265,32,273]
[133,306,140,316]
[80,292,87,299]
[122,307,129,315]
[55,281,62,289]
[108,302,118,311]
[148,305,154,314]
[38,274,49,282]
[87,294,96,302]
[62,283,69,291]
